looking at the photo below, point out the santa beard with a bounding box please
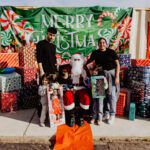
[71,60,84,76]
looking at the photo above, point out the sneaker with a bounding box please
[107,116,115,125]
[40,123,45,127]
[102,114,110,121]
[90,119,95,124]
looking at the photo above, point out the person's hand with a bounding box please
[115,76,120,86]
[52,74,57,80]
[40,70,45,77]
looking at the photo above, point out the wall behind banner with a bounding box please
[0,6,133,64]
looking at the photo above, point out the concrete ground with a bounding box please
[0,108,150,138]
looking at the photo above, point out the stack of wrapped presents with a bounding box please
[0,45,38,112]
[118,54,150,119]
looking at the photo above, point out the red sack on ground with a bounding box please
[54,122,94,150]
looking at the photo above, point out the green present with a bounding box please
[129,103,136,121]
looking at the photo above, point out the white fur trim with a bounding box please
[64,103,75,110]
[74,86,85,90]
[80,103,89,110]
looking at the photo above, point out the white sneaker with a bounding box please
[102,114,110,121]
[107,116,115,125]
[40,123,45,127]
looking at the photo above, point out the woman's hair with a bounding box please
[98,37,107,45]
[40,74,49,85]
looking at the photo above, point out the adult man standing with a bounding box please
[36,27,57,77]
[85,37,120,125]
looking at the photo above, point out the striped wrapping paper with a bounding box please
[19,46,36,67]
[118,54,131,67]
[0,72,22,93]
[131,59,150,66]
[0,53,19,68]
[15,67,37,85]
[0,91,18,112]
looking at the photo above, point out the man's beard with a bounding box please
[71,61,83,76]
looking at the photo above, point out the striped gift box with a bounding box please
[131,59,150,66]
[116,92,126,116]
[19,46,36,67]
[118,54,131,67]
[0,53,19,68]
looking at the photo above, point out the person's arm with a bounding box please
[36,42,45,76]
[85,51,95,66]
[38,63,45,77]
[115,59,120,85]
[104,77,108,89]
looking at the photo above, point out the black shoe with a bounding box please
[77,117,84,126]
[69,117,75,127]
[66,117,75,127]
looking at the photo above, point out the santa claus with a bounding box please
[59,53,90,127]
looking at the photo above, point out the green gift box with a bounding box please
[129,103,136,121]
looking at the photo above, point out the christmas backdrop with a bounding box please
[0,6,133,63]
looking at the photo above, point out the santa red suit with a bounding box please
[63,53,90,113]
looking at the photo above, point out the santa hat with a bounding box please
[70,53,84,65]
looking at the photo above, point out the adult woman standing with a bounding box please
[86,37,120,124]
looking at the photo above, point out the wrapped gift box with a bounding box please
[136,101,150,118]
[47,86,65,128]
[118,54,131,67]
[16,67,37,85]
[0,91,18,112]
[0,53,19,68]
[129,80,145,102]
[131,59,150,66]
[116,93,126,116]
[18,84,39,109]
[127,66,150,85]
[19,46,36,67]
[0,72,21,93]
[120,88,131,112]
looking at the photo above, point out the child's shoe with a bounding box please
[40,123,45,127]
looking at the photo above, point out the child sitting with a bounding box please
[38,74,49,127]
[90,65,108,125]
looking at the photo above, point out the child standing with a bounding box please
[90,66,108,125]
[38,75,49,127]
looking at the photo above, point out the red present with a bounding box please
[19,45,36,67]
[120,88,131,112]
[0,53,19,68]
[116,93,126,116]
[131,59,150,66]
[0,91,18,112]
[16,67,37,85]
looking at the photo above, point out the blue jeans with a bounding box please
[104,86,118,116]
[92,97,105,121]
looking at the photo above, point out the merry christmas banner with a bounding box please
[0,6,133,63]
